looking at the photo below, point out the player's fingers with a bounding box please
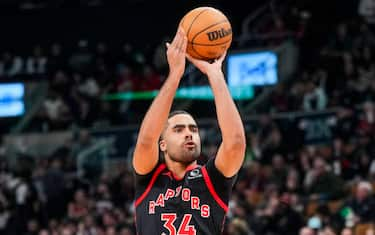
[186,54,200,68]
[172,28,183,49]
[177,29,186,51]
[187,54,206,68]
[180,35,187,53]
[217,50,227,63]
[170,28,180,46]
[186,53,194,62]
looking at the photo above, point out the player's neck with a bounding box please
[165,159,197,179]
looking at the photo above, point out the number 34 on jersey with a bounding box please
[161,213,197,235]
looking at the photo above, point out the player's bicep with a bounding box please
[132,140,159,175]
[214,142,246,177]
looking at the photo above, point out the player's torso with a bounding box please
[135,166,226,235]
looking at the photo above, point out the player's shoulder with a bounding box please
[134,162,167,184]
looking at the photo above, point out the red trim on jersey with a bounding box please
[135,164,166,207]
[201,166,228,212]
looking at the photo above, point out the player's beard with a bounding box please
[169,147,200,164]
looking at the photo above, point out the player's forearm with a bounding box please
[207,71,246,147]
[137,72,181,144]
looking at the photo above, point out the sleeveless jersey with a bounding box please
[134,158,236,235]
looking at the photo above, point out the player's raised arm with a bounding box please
[187,52,246,177]
[132,28,187,175]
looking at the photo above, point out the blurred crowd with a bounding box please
[269,18,375,114]
[1,1,375,235]
[3,40,167,131]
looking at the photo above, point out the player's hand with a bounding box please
[166,27,187,78]
[186,51,227,77]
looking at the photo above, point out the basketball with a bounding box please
[179,7,232,61]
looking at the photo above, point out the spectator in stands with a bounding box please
[270,83,290,112]
[25,219,40,235]
[42,90,72,130]
[119,226,135,235]
[300,226,314,235]
[357,101,375,137]
[255,192,304,235]
[305,157,345,200]
[5,157,37,235]
[269,154,288,188]
[43,156,66,220]
[38,229,49,235]
[353,23,375,50]
[358,0,375,24]
[356,150,372,179]
[138,64,162,91]
[67,189,89,220]
[322,226,338,235]
[341,228,353,235]
[289,80,306,111]
[333,108,357,140]
[226,217,253,235]
[68,40,93,74]
[237,160,268,193]
[94,183,113,214]
[78,75,100,98]
[257,115,284,165]
[95,42,113,70]
[0,189,10,234]
[303,80,328,111]
[71,129,95,158]
[322,23,352,56]
[343,181,375,224]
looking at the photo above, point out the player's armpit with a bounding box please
[214,137,246,178]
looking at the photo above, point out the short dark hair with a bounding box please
[168,110,191,119]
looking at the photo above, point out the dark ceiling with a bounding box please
[0,0,360,53]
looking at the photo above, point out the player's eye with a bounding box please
[174,128,183,133]
[190,127,198,132]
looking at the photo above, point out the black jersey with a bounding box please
[134,158,236,235]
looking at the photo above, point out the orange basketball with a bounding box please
[179,7,232,61]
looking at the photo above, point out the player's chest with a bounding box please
[146,170,211,216]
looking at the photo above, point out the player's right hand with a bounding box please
[186,51,227,77]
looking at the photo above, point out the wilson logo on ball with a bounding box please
[206,28,232,41]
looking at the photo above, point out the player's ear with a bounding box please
[159,139,167,151]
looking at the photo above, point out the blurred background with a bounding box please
[1,0,375,234]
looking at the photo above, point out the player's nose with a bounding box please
[184,130,193,140]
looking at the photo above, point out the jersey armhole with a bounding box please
[134,164,166,207]
[201,166,229,212]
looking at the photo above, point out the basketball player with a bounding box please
[132,28,246,234]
